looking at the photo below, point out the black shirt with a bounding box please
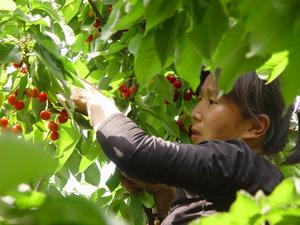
[96,114,283,224]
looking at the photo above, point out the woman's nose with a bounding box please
[191,102,202,122]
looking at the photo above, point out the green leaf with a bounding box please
[0,134,56,193]
[188,0,228,59]
[34,195,121,225]
[136,191,155,208]
[135,94,180,136]
[268,177,300,207]
[154,14,179,67]
[115,0,144,31]
[14,191,46,209]
[175,35,202,91]
[0,0,16,11]
[144,0,181,32]
[0,43,22,64]
[213,24,264,93]
[281,43,300,106]
[229,191,260,221]
[256,51,289,83]
[30,0,64,22]
[238,0,299,56]
[79,141,101,173]
[61,0,82,23]
[55,121,81,172]
[84,162,100,186]
[134,33,161,86]
[128,195,146,225]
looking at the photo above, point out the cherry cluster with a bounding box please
[0,116,22,134]
[165,73,194,102]
[12,60,28,74]
[4,87,69,141]
[118,83,136,99]
[86,5,112,43]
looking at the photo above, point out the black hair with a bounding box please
[198,69,300,165]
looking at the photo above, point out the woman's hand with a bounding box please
[71,80,120,130]
[120,173,176,217]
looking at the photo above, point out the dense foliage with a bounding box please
[0,0,300,224]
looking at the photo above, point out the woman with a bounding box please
[72,71,300,224]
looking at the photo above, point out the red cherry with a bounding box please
[7,94,17,105]
[86,34,94,43]
[40,110,51,120]
[20,66,28,73]
[32,87,39,98]
[121,90,130,99]
[128,86,136,95]
[173,80,182,89]
[0,117,8,128]
[12,124,22,134]
[12,61,23,68]
[107,5,112,14]
[50,131,59,141]
[38,91,48,102]
[48,121,59,132]
[166,74,176,83]
[183,89,193,101]
[118,83,128,93]
[14,100,24,110]
[173,91,179,102]
[58,115,68,124]
[24,88,33,98]
[60,109,68,118]
[93,19,102,28]
[176,119,185,131]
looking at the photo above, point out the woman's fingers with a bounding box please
[71,87,88,115]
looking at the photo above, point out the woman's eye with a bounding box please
[209,99,217,105]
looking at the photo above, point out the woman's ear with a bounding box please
[242,114,270,146]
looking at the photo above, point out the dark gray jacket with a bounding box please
[96,114,283,224]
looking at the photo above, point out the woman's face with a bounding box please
[190,75,250,144]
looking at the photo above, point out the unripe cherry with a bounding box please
[32,87,39,98]
[38,91,48,102]
[14,100,24,110]
[24,88,33,98]
[50,131,59,141]
[40,110,51,120]
[0,117,8,128]
[8,94,17,105]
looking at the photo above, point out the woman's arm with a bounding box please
[96,113,263,197]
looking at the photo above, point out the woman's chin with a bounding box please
[190,135,203,144]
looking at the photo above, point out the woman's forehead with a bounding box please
[200,75,219,96]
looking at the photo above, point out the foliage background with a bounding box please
[0,0,300,224]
